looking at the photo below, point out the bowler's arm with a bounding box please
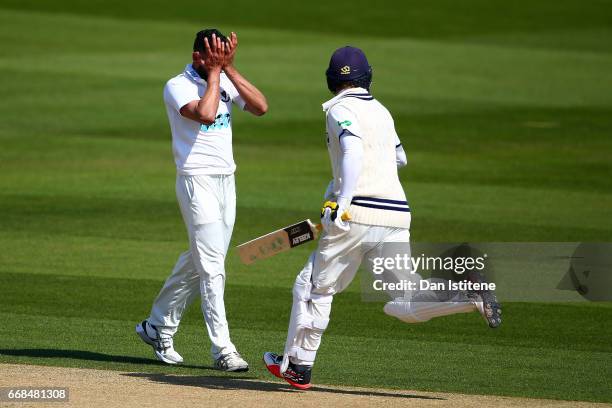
[178,69,222,125]
[224,65,268,116]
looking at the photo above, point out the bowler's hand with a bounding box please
[224,32,238,68]
[203,33,226,72]
[320,201,351,235]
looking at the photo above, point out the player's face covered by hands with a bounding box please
[192,33,228,79]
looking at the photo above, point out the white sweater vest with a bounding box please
[324,90,411,229]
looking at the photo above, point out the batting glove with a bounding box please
[320,201,351,235]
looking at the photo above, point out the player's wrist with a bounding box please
[223,64,238,77]
[206,72,222,86]
[207,66,222,76]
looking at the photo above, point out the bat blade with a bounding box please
[237,219,320,265]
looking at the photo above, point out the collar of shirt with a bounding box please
[322,87,370,112]
[184,64,207,85]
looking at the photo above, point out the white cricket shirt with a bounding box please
[163,64,246,175]
[322,87,411,228]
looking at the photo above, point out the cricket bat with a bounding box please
[237,213,350,265]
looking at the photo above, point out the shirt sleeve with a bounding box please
[221,74,246,110]
[396,144,408,168]
[327,104,362,139]
[337,131,364,209]
[163,78,200,113]
[391,116,407,167]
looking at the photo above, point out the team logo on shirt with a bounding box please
[220,90,230,102]
[201,113,231,132]
[338,120,352,128]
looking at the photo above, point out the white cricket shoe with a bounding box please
[135,320,183,364]
[214,352,249,372]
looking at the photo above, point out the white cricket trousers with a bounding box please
[283,221,475,368]
[148,174,237,359]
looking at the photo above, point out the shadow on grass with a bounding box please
[0,348,214,370]
[124,372,445,400]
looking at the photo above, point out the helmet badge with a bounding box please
[340,65,351,75]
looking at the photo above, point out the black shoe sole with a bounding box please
[467,271,502,328]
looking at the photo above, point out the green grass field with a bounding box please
[1,0,611,403]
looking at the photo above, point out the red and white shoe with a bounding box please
[263,352,312,390]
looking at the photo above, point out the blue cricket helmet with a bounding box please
[325,46,373,93]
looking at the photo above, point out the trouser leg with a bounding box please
[383,276,476,322]
[148,250,201,336]
[282,254,334,370]
[169,174,237,359]
[388,301,475,323]
[190,221,236,359]
[365,226,477,323]
[189,174,237,359]
[281,225,367,372]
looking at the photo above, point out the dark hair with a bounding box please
[327,72,373,94]
[193,29,228,52]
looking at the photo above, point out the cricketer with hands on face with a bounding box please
[182,31,267,123]
[135,29,267,372]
